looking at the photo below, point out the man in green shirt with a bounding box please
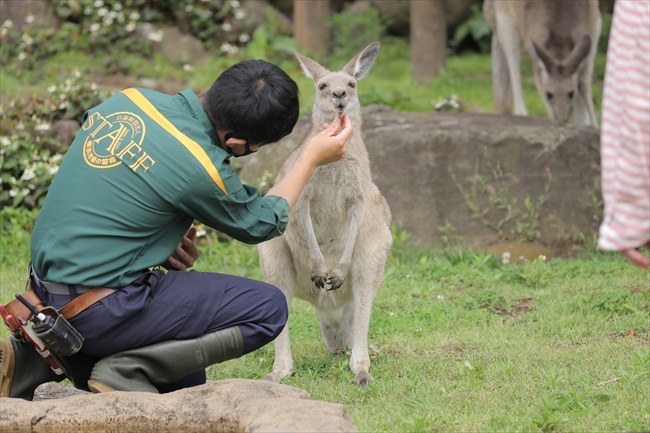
[1,59,353,398]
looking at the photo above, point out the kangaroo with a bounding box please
[483,0,601,126]
[258,42,392,387]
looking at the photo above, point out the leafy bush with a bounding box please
[1,0,254,72]
[328,6,387,63]
[0,71,110,209]
[450,3,491,54]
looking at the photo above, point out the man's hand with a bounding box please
[620,242,650,270]
[162,226,199,271]
[265,115,353,210]
[304,115,353,167]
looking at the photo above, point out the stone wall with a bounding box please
[240,108,601,253]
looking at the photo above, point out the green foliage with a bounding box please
[1,72,110,209]
[450,3,492,54]
[1,0,253,74]
[328,6,387,64]
[245,13,299,62]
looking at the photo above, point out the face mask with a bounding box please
[225,133,256,158]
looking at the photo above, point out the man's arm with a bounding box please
[267,115,353,209]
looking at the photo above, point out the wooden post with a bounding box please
[294,0,330,54]
[411,0,447,83]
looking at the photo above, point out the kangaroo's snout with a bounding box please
[332,89,347,115]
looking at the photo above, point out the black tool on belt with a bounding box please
[15,293,84,357]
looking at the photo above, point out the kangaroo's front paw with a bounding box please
[311,271,327,289]
[326,274,345,291]
[326,266,347,290]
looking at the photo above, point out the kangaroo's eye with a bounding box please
[319,83,327,91]
[348,82,356,89]
[568,91,575,99]
[546,92,554,100]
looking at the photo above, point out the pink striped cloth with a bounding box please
[598,0,650,251]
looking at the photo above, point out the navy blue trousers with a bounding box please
[32,269,288,391]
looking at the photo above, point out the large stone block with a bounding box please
[240,108,601,252]
[0,380,359,432]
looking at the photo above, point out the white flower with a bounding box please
[196,229,207,237]
[235,10,246,20]
[501,251,511,265]
[239,34,250,43]
[230,1,241,8]
[0,136,10,147]
[147,30,163,42]
[1,28,7,37]
[3,20,13,29]
[183,64,193,72]
[222,23,232,32]
[47,85,57,93]
[9,189,18,198]
[129,11,140,21]
[125,21,136,32]
[35,123,50,131]
[98,8,108,17]
[25,14,34,24]
[89,23,101,32]
[48,166,59,175]
[18,52,26,61]
[94,0,104,8]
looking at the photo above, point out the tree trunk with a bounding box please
[410,0,447,83]
[294,0,330,54]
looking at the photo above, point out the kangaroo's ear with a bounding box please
[342,42,380,80]
[295,51,329,82]
[531,41,556,74]
[563,35,591,75]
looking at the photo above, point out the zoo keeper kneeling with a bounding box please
[0,59,353,399]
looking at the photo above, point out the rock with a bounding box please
[242,0,293,36]
[239,108,601,253]
[1,379,359,433]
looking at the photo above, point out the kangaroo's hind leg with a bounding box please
[259,238,297,383]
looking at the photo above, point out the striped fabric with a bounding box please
[598,0,650,251]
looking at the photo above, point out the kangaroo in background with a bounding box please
[483,0,601,126]
[258,42,392,387]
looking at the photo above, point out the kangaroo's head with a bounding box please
[532,35,591,122]
[295,42,380,125]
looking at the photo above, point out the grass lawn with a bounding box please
[1,227,647,432]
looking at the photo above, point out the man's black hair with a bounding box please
[204,59,299,146]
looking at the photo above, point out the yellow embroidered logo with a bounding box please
[82,111,156,173]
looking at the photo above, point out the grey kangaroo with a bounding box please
[484,0,601,126]
[258,42,393,387]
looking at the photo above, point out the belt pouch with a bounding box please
[33,306,84,357]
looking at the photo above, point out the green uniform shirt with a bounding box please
[31,88,289,288]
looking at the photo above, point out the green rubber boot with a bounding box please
[87,327,244,393]
[0,337,63,400]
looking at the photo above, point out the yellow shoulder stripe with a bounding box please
[121,88,228,196]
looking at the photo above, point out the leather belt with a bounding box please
[2,282,116,328]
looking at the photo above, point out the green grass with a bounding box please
[2,226,647,432]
